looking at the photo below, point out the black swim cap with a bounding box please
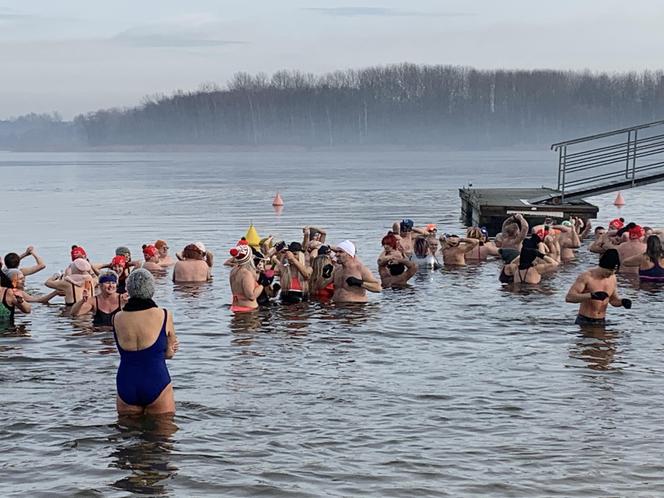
[318,245,331,256]
[288,242,303,253]
[599,249,620,271]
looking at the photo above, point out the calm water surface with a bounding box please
[1,150,663,497]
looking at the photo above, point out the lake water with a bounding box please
[1,149,663,496]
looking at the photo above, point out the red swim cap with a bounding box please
[609,218,625,230]
[237,237,248,246]
[111,255,127,268]
[142,244,159,259]
[536,229,547,240]
[628,225,645,240]
[71,246,87,261]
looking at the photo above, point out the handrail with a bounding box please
[549,119,664,203]
[551,119,664,150]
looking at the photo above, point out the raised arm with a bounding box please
[19,249,46,276]
[516,214,529,241]
[461,238,480,254]
[7,289,31,314]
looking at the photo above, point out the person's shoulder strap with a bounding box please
[161,308,168,330]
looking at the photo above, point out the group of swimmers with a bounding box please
[1,215,662,416]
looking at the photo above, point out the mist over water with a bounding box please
[1,149,664,496]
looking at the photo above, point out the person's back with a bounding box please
[173,259,210,282]
[618,239,646,273]
[114,269,178,415]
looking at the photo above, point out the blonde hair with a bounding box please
[280,251,308,294]
[466,227,483,240]
[310,254,333,292]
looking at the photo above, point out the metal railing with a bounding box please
[551,119,664,202]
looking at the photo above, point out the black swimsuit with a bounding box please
[64,282,78,306]
[93,295,122,327]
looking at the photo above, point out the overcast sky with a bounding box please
[1,0,663,119]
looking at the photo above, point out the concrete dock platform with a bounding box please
[459,187,599,236]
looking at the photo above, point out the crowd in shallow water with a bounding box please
[1,215,662,415]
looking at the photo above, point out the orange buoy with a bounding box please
[614,192,625,207]
[272,192,284,206]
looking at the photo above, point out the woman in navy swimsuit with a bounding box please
[623,235,664,282]
[113,269,179,415]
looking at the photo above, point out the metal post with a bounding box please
[625,130,632,179]
[557,146,563,190]
[631,129,638,185]
[561,145,567,203]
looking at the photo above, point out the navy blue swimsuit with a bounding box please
[639,260,664,281]
[114,309,171,407]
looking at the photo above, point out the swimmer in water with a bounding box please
[496,213,529,263]
[332,240,381,303]
[501,236,559,285]
[392,219,416,258]
[71,271,125,326]
[229,245,263,312]
[155,240,176,267]
[565,249,632,326]
[173,243,212,283]
[465,227,499,261]
[0,270,31,322]
[309,245,335,300]
[141,244,163,272]
[5,268,57,304]
[439,234,479,266]
[275,242,311,303]
[622,235,664,282]
[113,269,179,415]
[378,232,417,287]
[45,259,96,307]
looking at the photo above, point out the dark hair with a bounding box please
[3,253,20,269]
[646,235,664,264]
[594,226,605,233]
[0,269,12,287]
[182,244,204,260]
[414,237,429,258]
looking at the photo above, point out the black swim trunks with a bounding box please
[575,314,606,326]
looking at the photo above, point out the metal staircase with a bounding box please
[533,119,664,204]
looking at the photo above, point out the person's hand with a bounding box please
[621,298,632,309]
[25,246,34,255]
[82,289,89,302]
[322,264,334,279]
[121,293,129,304]
[258,271,274,286]
[171,338,180,353]
[590,291,609,300]
[346,276,363,287]
[285,251,295,262]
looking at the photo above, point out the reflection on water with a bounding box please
[2,151,664,496]
[570,326,621,371]
[110,415,179,495]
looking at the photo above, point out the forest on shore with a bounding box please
[3,64,664,150]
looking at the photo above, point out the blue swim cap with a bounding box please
[99,273,118,284]
[400,219,414,231]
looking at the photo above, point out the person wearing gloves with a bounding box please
[565,249,633,326]
[332,240,381,303]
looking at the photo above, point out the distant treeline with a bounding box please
[5,64,664,149]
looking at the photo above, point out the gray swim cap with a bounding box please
[125,268,155,299]
[115,246,131,257]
